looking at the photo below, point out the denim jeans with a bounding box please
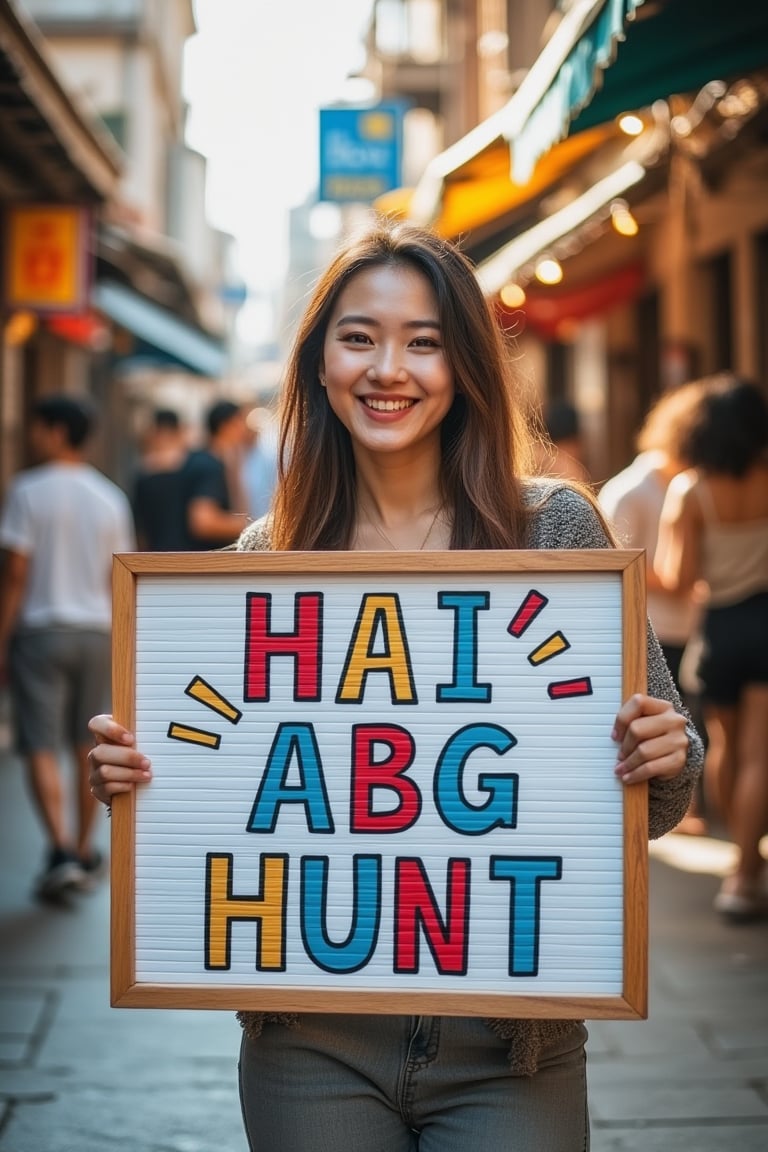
[238,1014,589,1151]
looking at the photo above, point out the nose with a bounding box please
[366,358,408,385]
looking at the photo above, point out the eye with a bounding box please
[340,331,373,345]
[410,335,441,349]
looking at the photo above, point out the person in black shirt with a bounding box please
[132,409,190,551]
[182,400,250,549]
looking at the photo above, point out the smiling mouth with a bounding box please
[363,398,416,412]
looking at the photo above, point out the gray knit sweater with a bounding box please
[235,479,703,1074]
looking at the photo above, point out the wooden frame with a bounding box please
[111,549,647,1019]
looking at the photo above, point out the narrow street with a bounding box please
[1,730,767,1151]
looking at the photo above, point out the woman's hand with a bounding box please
[87,714,152,807]
[612,694,689,784]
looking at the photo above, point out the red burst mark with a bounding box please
[547,677,593,700]
[508,590,548,637]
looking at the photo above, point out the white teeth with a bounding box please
[364,398,415,412]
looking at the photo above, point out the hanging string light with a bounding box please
[534,256,563,285]
[610,200,639,236]
[499,282,526,308]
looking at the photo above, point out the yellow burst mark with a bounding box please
[167,722,221,749]
[528,631,570,665]
[185,676,241,723]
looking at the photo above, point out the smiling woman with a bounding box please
[88,217,702,1152]
[320,263,455,547]
[268,220,534,554]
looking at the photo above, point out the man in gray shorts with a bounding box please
[0,395,134,900]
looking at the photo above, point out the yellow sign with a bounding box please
[4,205,90,312]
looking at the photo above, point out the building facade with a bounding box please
[362,0,768,481]
[1,0,237,498]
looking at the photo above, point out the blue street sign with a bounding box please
[319,104,405,204]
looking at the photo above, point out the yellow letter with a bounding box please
[205,853,287,970]
[337,594,417,703]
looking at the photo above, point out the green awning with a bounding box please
[573,0,768,134]
[506,0,644,183]
[402,0,768,243]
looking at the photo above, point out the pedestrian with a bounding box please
[655,373,768,920]
[0,394,135,900]
[88,220,702,1151]
[182,398,251,549]
[242,405,278,520]
[599,381,707,834]
[132,407,191,551]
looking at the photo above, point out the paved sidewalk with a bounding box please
[1,730,767,1151]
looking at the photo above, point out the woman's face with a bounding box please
[321,263,455,463]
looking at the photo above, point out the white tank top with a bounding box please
[696,481,768,607]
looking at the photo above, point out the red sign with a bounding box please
[3,205,92,313]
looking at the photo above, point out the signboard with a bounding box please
[319,104,404,203]
[111,550,648,1019]
[3,205,92,313]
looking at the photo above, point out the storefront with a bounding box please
[0,0,120,498]
[380,0,768,481]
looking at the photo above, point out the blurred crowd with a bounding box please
[132,399,278,551]
[0,392,277,899]
[0,373,766,918]
[597,374,768,921]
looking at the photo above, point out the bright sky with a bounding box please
[183,0,375,296]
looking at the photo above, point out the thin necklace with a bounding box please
[360,503,444,551]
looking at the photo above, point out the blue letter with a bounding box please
[490,856,563,976]
[434,723,518,834]
[436,591,491,702]
[301,855,381,972]
[248,723,334,833]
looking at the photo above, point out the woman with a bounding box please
[655,374,768,920]
[599,381,708,834]
[89,221,701,1151]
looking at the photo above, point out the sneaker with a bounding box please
[34,848,87,901]
[74,850,109,891]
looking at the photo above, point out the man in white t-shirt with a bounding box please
[0,395,135,900]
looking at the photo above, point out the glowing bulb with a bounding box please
[500,282,526,308]
[535,257,563,285]
[611,203,639,237]
[618,114,644,136]
[4,311,37,346]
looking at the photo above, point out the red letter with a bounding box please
[350,724,421,833]
[394,858,470,974]
[244,592,322,701]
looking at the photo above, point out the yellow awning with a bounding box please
[375,124,616,242]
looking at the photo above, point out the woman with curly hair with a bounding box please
[656,373,768,919]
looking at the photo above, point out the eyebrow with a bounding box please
[334,314,441,331]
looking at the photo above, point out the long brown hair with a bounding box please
[270,219,532,551]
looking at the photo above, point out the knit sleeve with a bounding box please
[523,479,614,550]
[235,516,272,553]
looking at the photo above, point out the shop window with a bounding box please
[546,340,568,402]
[637,290,660,408]
[698,250,733,374]
[374,0,443,62]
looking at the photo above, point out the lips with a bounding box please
[363,397,416,412]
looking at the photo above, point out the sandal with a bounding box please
[714,876,768,920]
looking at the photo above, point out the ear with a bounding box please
[318,364,327,388]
